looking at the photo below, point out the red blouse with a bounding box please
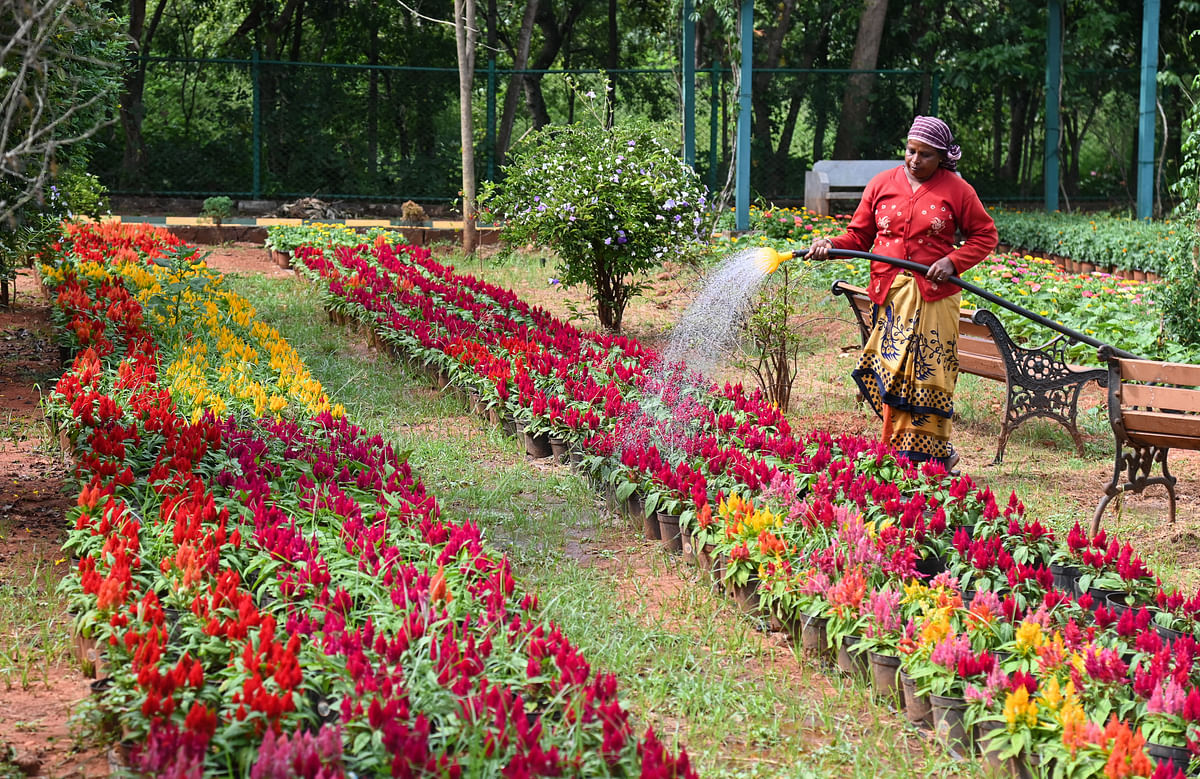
[829,166,998,304]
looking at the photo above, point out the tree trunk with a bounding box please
[496,0,539,167]
[750,0,797,193]
[522,0,588,130]
[455,0,479,254]
[605,0,617,128]
[368,22,379,181]
[992,87,1002,175]
[1003,86,1029,185]
[832,0,889,159]
[118,0,167,188]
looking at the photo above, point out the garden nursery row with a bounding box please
[38,222,697,778]
[38,221,1200,778]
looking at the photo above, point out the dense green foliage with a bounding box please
[989,208,1196,276]
[481,107,712,331]
[1161,75,1200,349]
[84,0,1199,207]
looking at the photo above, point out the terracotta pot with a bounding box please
[800,614,831,660]
[1079,261,1096,274]
[604,484,618,514]
[642,509,662,541]
[1132,269,1147,282]
[977,721,1031,778]
[657,512,683,554]
[729,577,760,616]
[1050,562,1079,594]
[73,631,101,678]
[900,670,933,728]
[622,490,645,525]
[709,553,727,594]
[1145,740,1192,775]
[680,529,697,566]
[931,693,973,755]
[836,635,869,680]
[868,651,903,703]
[523,430,553,459]
[548,437,569,464]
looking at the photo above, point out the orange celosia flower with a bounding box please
[1101,717,1153,779]
[757,529,785,558]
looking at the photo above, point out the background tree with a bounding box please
[455,0,479,252]
[1,0,124,304]
[481,97,712,331]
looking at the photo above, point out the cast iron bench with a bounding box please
[831,279,1108,465]
[804,160,898,216]
[1092,346,1200,533]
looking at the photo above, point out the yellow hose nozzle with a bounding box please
[758,247,796,275]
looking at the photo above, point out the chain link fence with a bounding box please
[91,57,1145,208]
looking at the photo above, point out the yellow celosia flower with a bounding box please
[919,607,952,647]
[1015,620,1046,654]
[1003,686,1038,730]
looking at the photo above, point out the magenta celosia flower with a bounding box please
[1147,679,1189,717]
[930,633,971,669]
[965,684,993,706]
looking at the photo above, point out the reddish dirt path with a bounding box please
[0,268,107,777]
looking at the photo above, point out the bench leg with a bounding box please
[1092,440,1179,535]
[1001,376,1094,462]
[1091,492,1118,536]
[992,424,1011,465]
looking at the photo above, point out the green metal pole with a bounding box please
[735,0,752,231]
[486,57,497,181]
[709,63,719,192]
[930,71,940,115]
[1137,0,1161,219]
[1044,0,1062,212]
[252,50,261,199]
[682,0,695,168]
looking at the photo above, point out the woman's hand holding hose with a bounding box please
[805,238,833,260]
[926,257,955,284]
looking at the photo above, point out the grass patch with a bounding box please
[0,555,72,689]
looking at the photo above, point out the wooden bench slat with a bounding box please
[1120,383,1200,412]
[1120,408,1200,438]
[959,334,1003,359]
[1126,431,1200,450]
[958,352,1006,382]
[1119,358,1200,385]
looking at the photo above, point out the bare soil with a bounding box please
[0,268,107,778]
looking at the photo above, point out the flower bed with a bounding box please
[38,222,697,778]
[989,208,1195,278]
[282,224,1200,778]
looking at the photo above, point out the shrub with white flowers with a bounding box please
[482,108,712,331]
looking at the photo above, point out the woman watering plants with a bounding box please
[806,116,998,471]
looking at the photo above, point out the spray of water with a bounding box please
[614,248,778,466]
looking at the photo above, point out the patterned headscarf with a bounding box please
[907,116,961,171]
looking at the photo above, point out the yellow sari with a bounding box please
[851,273,960,465]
